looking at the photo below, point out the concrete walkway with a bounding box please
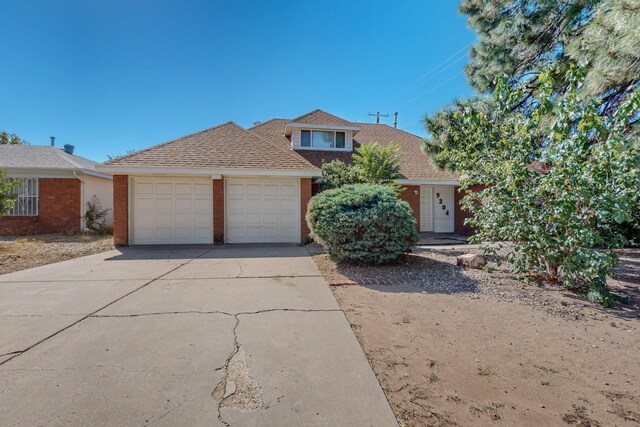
[0,245,397,426]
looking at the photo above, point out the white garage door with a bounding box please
[131,177,213,245]
[225,178,299,243]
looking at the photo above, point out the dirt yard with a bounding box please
[313,247,640,426]
[0,234,114,275]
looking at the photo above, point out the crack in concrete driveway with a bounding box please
[0,245,398,426]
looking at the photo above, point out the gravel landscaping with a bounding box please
[312,246,640,426]
[0,234,115,275]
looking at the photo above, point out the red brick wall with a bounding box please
[0,178,81,235]
[454,185,483,235]
[213,179,224,244]
[398,185,421,231]
[300,178,313,240]
[113,175,129,246]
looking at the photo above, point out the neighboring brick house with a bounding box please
[99,110,465,246]
[0,145,113,235]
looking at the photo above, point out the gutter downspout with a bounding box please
[73,171,86,232]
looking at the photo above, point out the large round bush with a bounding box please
[306,184,419,264]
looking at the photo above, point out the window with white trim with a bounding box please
[5,178,39,216]
[300,130,346,149]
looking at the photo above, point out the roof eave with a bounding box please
[96,165,322,178]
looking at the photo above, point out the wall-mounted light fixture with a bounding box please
[413,189,419,195]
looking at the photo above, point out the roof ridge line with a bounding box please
[247,118,288,130]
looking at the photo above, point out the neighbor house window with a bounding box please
[300,130,346,149]
[4,178,38,216]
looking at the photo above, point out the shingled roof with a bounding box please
[249,116,458,181]
[103,110,457,181]
[104,122,318,172]
[0,145,100,171]
[288,109,357,127]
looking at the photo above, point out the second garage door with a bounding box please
[225,178,299,243]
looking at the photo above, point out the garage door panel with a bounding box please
[174,198,193,210]
[246,184,262,195]
[246,199,262,210]
[193,198,210,210]
[281,199,297,211]
[194,184,210,195]
[263,213,279,224]
[227,184,244,195]
[132,178,212,245]
[156,183,173,194]
[136,198,154,210]
[263,185,279,196]
[155,198,173,210]
[281,185,296,196]
[194,213,211,227]
[174,213,193,226]
[246,227,262,239]
[281,227,296,239]
[174,228,194,239]
[226,197,244,211]
[225,178,299,243]
[174,183,192,194]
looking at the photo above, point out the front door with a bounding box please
[420,185,455,233]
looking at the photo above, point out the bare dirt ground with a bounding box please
[313,247,640,426]
[0,234,114,275]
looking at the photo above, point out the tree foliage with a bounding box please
[321,141,403,189]
[0,132,28,145]
[0,171,19,215]
[461,0,639,115]
[430,67,640,306]
[306,184,419,264]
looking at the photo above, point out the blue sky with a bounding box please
[0,1,477,161]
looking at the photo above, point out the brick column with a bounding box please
[213,178,225,244]
[398,185,421,231]
[113,175,129,246]
[300,178,312,242]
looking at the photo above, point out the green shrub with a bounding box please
[306,184,419,265]
[83,196,111,234]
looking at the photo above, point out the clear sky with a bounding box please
[1,1,477,162]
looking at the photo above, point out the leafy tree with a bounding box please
[461,0,639,116]
[431,67,639,306]
[321,142,403,189]
[0,132,28,145]
[0,171,19,215]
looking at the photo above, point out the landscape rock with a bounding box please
[456,253,487,269]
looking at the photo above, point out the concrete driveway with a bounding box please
[0,245,397,426]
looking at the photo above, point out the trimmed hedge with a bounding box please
[306,184,419,264]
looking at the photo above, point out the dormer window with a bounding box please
[300,130,346,149]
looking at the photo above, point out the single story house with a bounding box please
[99,110,470,246]
[0,145,113,235]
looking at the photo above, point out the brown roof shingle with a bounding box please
[105,122,317,171]
[288,109,357,127]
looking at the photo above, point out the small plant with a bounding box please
[321,141,403,190]
[83,196,111,234]
[306,184,419,265]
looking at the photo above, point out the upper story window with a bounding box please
[300,130,346,149]
[3,178,38,216]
